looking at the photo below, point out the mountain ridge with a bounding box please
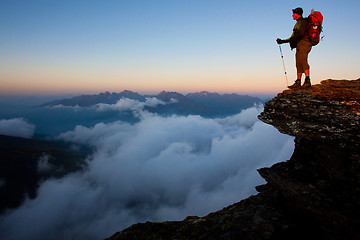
[40,90,146,107]
[41,90,263,117]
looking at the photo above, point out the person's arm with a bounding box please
[277,22,298,44]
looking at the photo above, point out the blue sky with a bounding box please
[0,0,359,95]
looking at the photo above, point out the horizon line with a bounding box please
[0,89,278,98]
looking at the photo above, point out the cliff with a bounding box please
[105,79,360,240]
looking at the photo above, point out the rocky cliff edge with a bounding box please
[106,79,360,240]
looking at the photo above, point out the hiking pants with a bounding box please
[296,39,312,74]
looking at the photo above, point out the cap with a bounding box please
[292,7,303,16]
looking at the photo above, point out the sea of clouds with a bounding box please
[0,118,35,138]
[0,105,294,240]
[95,97,177,112]
[50,97,178,112]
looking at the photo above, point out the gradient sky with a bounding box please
[1,0,359,95]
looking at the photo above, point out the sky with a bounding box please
[1,0,359,95]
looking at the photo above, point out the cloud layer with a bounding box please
[0,118,35,138]
[49,97,177,113]
[0,107,294,240]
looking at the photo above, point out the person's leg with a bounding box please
[299,42,312,88]
[296,47,303,82]
[297,72,303,79]
[288,47,302,89]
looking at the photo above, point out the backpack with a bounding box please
[307,9,323,46]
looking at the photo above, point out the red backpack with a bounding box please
[307,9,323,46]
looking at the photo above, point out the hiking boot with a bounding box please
[302,77,311,88]
[288,79,301,89]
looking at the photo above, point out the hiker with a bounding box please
[277,7,312,89]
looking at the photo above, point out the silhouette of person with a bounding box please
[277,7,312,89]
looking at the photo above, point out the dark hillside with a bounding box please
[0,134,91,213]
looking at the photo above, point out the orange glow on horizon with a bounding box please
[0,75,283,96]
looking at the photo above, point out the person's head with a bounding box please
[292,7,303,20]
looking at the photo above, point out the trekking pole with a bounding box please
[278,44,288,86]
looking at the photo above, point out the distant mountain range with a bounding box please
[42,90,263,117]
[41,90,145,107]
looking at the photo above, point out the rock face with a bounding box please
[105,79,360,240]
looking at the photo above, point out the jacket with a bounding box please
[284,17,309,49]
